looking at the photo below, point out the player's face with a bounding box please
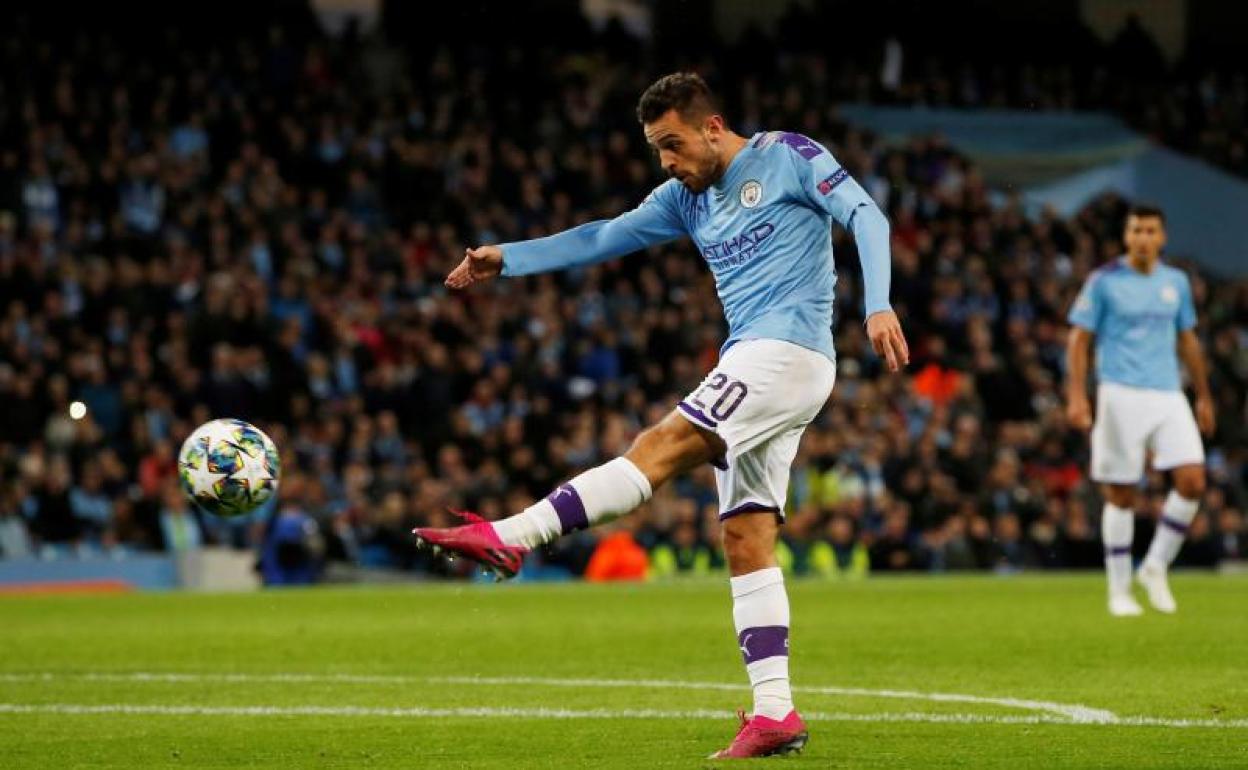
[1123,215,1166,262]
[643,110,724,193]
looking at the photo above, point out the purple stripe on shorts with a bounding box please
[719,502,780,522]
[1104,546,1131,557]
[677,401,718,429]
[738,625,789,664]
[546,484,588,534]
[1160,516,1190,534]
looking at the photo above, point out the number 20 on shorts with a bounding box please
[689,373,749,421]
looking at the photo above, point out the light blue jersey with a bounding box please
[1068,257,1197,391]
[499,131,892,361]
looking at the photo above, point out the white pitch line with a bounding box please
[6,671,1244,729]
[426,675,1119,724]
[0,702,1245,729]
[0,672,417,685]
[0,671,1116,723]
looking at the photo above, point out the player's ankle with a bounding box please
[753,697,793,721]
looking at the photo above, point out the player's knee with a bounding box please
[721,515,778,572]
[721,525,757,563]
[1173,469,1206,500]
[1102,485,1136,509]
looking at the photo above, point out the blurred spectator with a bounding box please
[808,516,869,579]
[584,524,649,582]
[871,501,920,571]
[159,482,204,553]
[651,521,715,577]
[68,462,113,537]
[0,485,33,558]
[258,476,324,585]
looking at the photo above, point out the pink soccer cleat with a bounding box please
[411,509,529,580]
[710,710,809,759]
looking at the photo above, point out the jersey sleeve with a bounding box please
[1067,272,1104,332]
[500,182,686,277]
[1176,272,1197,331]
[779,134,892,317]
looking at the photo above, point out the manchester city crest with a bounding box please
[739,180,762,208]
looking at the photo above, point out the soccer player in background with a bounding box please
[414,72,908,758]
[1066,205,1215,617]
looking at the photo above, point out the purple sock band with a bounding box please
[1160,516,1190,534]
[737,625,789,665]
[547,483,588,534]
[1105,546,1131,557]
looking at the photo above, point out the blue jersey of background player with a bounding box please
[421,73,909,758]
[1065,204,1215,617]
[1068,245,1197,392]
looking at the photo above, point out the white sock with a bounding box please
[730,567,793,721]
[1101,503,1134,596]
[491,457,653,548]
[1143,491,1200,571]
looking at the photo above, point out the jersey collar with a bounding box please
[1120,254,1161,275]
[710,137,755,196]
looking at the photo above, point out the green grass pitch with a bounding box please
[2,574,1246,768]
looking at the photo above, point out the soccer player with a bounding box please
[1066,204,1215,617]
[414,73,908,758]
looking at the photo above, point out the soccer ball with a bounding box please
[178,418,281,517]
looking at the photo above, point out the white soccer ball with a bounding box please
[178,418,281,517]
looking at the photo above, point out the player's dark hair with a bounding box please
[636,72,719,125]
[1126,204,1166,224]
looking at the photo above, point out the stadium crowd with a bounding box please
[764,4,1248,179]
[1,8,1246,582]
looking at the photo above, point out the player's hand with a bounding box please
[445,245,503,289]
[1066,397,1093,432]
[866,310,909,373]
[1195,394,1216,437]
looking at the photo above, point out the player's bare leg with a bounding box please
[1101,484,1144,617]
[711,512,808,759]
[412,410,720,577]
[1137,464,1205,613]
[625,410,726,490]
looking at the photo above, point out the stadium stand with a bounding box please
[0,4,1244,582]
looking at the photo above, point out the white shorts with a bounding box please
[676,339,836,521]
[1091,381,1205,484]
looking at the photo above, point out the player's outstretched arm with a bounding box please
[1178,329,1216,436]
[445,184,685,289]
